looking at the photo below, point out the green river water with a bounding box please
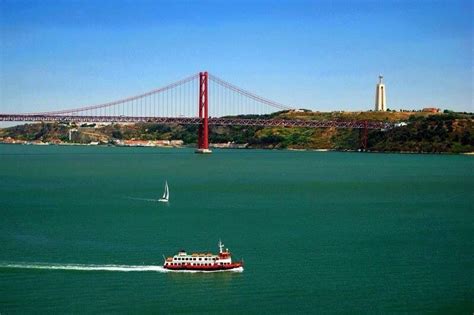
[0,144,472,313]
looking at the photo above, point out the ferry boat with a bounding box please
[163,240,243,271]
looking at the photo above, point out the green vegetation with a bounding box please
[369,114,473,153]
[1,111,472,153]
[2,122,70,142]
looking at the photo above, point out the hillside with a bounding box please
[1,111,473,153]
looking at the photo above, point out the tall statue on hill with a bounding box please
[375,75,387,111]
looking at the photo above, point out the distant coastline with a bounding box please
[1,110,472,154]
[0,142,473,156]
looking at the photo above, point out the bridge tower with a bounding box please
[196,71,212,154]
[359,120,369,151]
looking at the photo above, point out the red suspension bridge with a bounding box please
[0,72,392,152]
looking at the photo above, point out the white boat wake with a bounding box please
[126,196,160,202]
[0,262,169,272]
[0,262,243,273]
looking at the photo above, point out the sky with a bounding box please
[0,0,472,115]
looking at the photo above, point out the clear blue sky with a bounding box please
[1,0,472,114]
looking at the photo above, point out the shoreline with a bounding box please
[0,142,472,155]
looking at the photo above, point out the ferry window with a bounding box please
[199,258,202,261]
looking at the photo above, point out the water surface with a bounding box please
[1,145,472,313]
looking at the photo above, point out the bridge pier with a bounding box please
[359,120,368,151]
[196,71,212,154]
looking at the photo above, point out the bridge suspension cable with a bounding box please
[25,73,200,117]
[205,73,295,116]
[18,72,294,118]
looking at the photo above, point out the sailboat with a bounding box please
[158,181,169,202]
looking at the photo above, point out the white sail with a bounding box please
[159,181,169,202]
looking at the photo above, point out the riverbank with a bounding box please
[1,142,472,157]
[1,111,472,154]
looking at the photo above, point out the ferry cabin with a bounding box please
[164,250,233,268]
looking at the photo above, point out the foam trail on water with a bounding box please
[0,262,168,272]
[126,196,159,202]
